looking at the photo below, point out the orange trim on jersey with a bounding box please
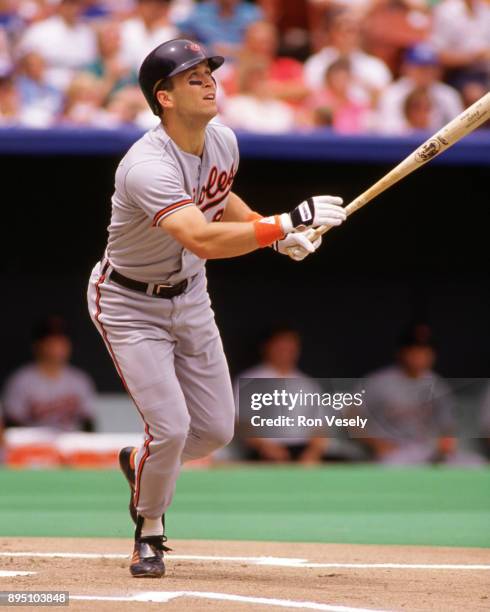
[152,198,194,226]
[253,215,285,247]
[94,269,153,512]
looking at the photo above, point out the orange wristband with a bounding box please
[253,215,285,247]
[246,211,263,222]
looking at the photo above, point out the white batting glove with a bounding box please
[280,195,345,233]
[272,229,322,261]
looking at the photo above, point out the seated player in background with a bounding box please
[1,316,96,432]
[0,416,4,464]
[236,325,326,464]
[479,383,490,461]
[353,323,457,465]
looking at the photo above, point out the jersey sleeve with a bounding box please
[2,372,30,426]
[226,126,240,171]
[74,371,97,420]
[124,160,195,227]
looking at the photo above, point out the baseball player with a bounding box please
[87,38,346,578]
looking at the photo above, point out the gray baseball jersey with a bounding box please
[358,365,455,463]
[2,364,95,430]
[107,120,239,283]
[87,120,238,519]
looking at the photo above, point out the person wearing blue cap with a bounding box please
[376,42,463,134]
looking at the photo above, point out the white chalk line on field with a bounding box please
[71,590,387,611]
[0,570,35,577]
[0,551,489,570]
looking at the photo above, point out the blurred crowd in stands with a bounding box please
[0,0,488,133]
[1,316,490,466]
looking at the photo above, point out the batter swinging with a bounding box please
[87,39,346,578]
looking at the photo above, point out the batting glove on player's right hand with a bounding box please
[280,195,345,233]
[272,229,322,261]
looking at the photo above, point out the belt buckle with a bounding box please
[155,282,172,296]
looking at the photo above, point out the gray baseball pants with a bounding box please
[87,261,235,519]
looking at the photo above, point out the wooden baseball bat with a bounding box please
[288,91,490,258]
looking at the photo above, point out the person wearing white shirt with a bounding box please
[304,7,392,104]
[376,43,463,134]
[119,0,179,70]
[431,0,490,89]
[18,0,97,91]
[221,59,295,133]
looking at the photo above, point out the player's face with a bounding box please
[264,332,301,372]
[398,346,435,376]
[170,62,218,120]
[35,335,72,365]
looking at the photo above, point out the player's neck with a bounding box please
[162,118,207,157]
[37,362,63,379]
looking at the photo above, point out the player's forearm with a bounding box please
[161,194,346,259]
[221,191,256,222]
[174,220,262,259]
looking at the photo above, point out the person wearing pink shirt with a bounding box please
[306,57,371,133]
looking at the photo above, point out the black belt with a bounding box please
[102,261,188,299]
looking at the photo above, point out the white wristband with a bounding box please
[279,213,294,234]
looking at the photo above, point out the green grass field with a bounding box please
[1,466,489,547]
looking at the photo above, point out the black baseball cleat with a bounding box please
[119,446,137,524]
[130,515,171,578]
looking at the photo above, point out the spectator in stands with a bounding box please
[304,6,392,105]
[306,57,371,133]
[256,0,311,60]
[2,316,96,432]
[15,51,62,126]
[222,20,309,105]
[362,0,431,76]
[431,0,490,93]
[178,0,263,59]
[402,86,432,131]
[376,43,463,134]
[59,72,108,125]
[354,323,457,465]
[104,85,147,126]
[0,29,13,77]
[236,325,326,464]
[119,0,178,70]
[221,58,296,132]
[86,21,137,99]
[18,0,97,90]
[0,0,26,38]
[0,73,20,124]
[168,0,195,24]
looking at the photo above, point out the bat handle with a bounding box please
[286,224,332,259]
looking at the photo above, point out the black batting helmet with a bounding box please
[139,38,225,115]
